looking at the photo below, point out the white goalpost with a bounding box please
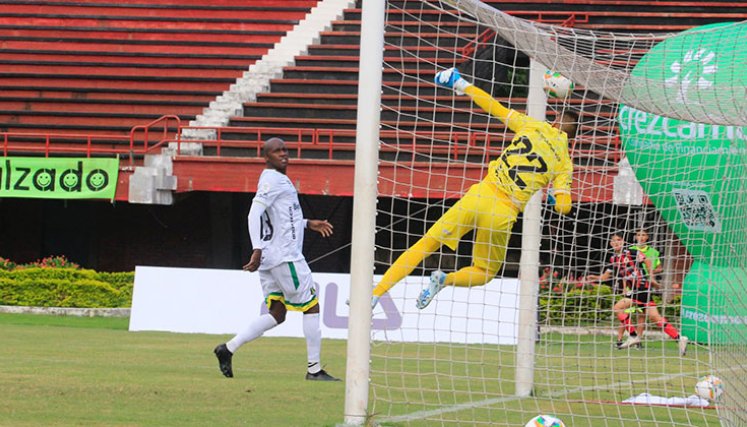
[345,0,747,426]
[515,58,548,399]
[344,0,385,424]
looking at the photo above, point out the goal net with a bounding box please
[361,0,747,425]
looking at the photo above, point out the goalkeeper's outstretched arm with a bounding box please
[434,67,536,133]
[465,86,512,124]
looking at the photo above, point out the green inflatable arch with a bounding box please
[618,22,747,344]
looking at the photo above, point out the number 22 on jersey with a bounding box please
[497,136,548,191]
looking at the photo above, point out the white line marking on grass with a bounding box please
[375,371,693,425]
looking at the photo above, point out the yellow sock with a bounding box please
[373,235,440,297]
[446,266,493,287]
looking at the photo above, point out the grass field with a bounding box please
[0,313,723,426]
[0,313,346,427]
[369,333,721,426]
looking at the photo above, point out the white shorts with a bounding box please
[259,260,318,312]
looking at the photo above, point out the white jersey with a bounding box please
[250,169,305,270]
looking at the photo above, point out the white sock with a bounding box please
[226,313,278,354]
[303,313,322,374]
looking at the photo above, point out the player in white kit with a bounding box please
[214,137,339,381]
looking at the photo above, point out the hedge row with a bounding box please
[540,285,613,324]
[539,285,682,325]
[0,268,134,308]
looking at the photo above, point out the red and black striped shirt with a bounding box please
[609,249,649,290]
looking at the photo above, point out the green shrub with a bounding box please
[0,277,122,308]
[539,285,616,324]
[0,266,134,308]
[539,284,684,327]
[0,267,98,282]
[95,272,135,303]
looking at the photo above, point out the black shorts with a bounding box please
[630,289,655,307]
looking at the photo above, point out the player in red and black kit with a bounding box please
[589,232,689,355]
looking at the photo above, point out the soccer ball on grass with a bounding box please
[542,70,575,99]
[695,375,724,401]
[525,414,566,427]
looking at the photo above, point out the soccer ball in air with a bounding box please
[695,375,724,401]
[542,70,575,99]
[525,415,566,427]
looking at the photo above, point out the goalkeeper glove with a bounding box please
[434,67,470,95]
[554,192,572,215]
[548,188,572,215]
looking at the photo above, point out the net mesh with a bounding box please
[368,1,747,425]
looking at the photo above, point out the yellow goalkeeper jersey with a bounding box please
[484,109,573,212]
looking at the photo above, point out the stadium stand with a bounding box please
[0,0,316,137]
[216,0,747,173]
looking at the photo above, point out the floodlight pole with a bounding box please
[515,59,547,397]
[343,0,384,424]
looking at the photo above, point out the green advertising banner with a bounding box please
[681,262,747,344]
[618,22,747,344]
[0,157,119,200]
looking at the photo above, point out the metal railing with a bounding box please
[2,115,620,167]
[173,125,507,160]
[129,115,181,160]
[2,115,181,166]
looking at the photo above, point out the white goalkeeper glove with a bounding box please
[434,67,470,95]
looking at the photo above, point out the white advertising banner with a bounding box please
[129,266,520,345]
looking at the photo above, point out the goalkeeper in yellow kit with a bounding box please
[372,67,579,309]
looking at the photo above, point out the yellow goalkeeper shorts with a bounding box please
[426,182,518,275]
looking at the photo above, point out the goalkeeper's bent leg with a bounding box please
[373,235,440,297]
[447,266,493,287]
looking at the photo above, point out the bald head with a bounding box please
[263,137,289,173]
[262,137,286,157]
